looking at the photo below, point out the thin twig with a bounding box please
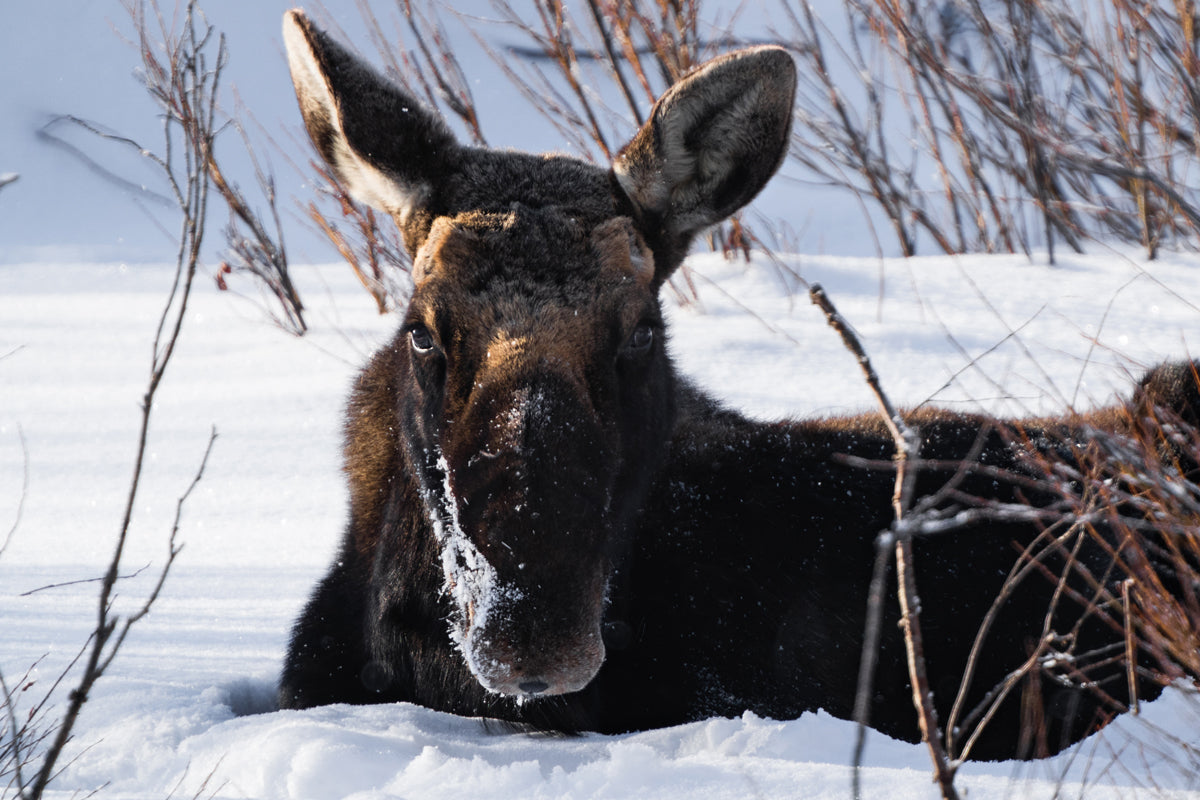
[18,3,220,796]
[1123,577,1141,716]
[811,283,960,800]
[18,566,151,598]
[0,426,28,560]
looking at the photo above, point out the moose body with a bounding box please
[278,10,1200,761]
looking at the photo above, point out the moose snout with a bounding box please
[439,367,618,700]
[479,645,606,698]
[465,617,607,698]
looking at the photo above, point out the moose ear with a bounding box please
[282,10,458,234]
[613,46,796,242]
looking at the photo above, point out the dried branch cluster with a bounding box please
[299,0,1200,318]
[1037,401,1200,692]
[121,0,308,332]
[2,2,219,797]
[817,279,1200,799]
[789,0,1200,260]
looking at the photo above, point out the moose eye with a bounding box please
[625,322,654,353]
[409,325,435,353]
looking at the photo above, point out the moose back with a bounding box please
[277,10,1200,761]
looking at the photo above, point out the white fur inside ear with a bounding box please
[611,46,796,239]
[330,136,429,221]
[282,12,329,118]
[283,10,427,220]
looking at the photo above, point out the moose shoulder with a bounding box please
[277,10,1200,761]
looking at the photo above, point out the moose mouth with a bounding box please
[425,452,608,697]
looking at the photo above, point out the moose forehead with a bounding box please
[443,150,621,224]
[409,205,656,331]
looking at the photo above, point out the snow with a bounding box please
[2,247,1200,799]
[429,449,523,689]
[4,1,1200,796]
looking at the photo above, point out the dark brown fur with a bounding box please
[277,10,1200,760]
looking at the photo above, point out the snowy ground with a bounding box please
[5,0,1200,796]
[2,248,1199,799]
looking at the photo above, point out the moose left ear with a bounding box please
[282,9,460,247]
[613,46,796,245]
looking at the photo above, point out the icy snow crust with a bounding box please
[2,251,1199,799]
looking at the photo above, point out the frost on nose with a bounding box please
[428,342,616,697]
[485,383,542,459]
[424,447,608,698]
[465,616,607,697]
[423,450,518,676]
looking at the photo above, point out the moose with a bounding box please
[277,10,1200,761]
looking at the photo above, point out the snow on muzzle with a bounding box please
[430,366,619,697]
[426,456,611,697]
[460,569,609,697]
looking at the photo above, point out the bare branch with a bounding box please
[208,110,306,335]
[810,283,960,800]
[15,3,221,796]
[0,426,28,561]
[19,566,151,598]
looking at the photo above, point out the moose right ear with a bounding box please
[613,47,796,257]
[283,10,458,235]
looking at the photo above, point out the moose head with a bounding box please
[283,10,796,700]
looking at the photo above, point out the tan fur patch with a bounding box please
[413,217,481,285]
[484,335,532,371]
[591,217,654,287]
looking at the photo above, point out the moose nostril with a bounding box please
[518,679,550,696]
